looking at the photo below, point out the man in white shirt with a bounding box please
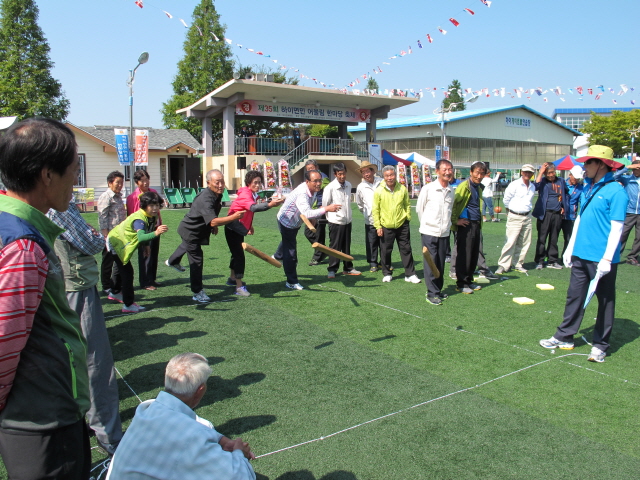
[416,160,454,305]
[355,161,382,272]
[324,162,360,278]
[495,164,537,274]
[481,170,500,222]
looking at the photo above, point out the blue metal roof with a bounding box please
[349,104,582,135]
[553,107,640,115]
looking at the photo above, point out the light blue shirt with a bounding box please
[612,167,640,214]
[573,172,628,263]
[108,391,255,480]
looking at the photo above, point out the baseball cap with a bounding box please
[569,165,584,180]
[521,164,535,173]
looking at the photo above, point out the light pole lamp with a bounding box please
[127,51,149,194]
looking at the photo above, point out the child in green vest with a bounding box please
[107,192,168,313]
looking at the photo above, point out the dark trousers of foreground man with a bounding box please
[274,222,301,284]
[554,258,618,353]
[421,234,448,298]
[304,220,327,263]
[380,221,416,277]
[169,240,204,294]
[535,210,563,264]
[364,224,380,268]
[455,221,481,288]
[328,223,353,273]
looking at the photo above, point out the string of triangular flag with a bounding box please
[129,0,333,87]
[344,0,492,88]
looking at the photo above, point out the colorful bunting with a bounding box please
[134,0,143,8]
[438,27,447,35]
[426,34,433,43]
[465,8,475,15]
[449,18,460,27]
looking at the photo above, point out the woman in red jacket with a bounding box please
[225,170,283,296]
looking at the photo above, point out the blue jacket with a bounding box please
[613,167,640,214]
[566,183,583,221]
[532,177,570,221]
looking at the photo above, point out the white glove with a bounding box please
[563,250,573,268]
[595,259,611,280]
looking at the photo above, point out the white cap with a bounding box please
[569,165,584,180]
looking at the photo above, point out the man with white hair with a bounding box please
[166,170,244,303]
[108,353,256,479]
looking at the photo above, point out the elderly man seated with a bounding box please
[108,353,256,480]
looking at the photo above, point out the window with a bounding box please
[75,154,86,187]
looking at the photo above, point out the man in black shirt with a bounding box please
[166,170,244,303]
[532,163,569,270]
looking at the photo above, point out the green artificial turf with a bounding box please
[1,203,638,480]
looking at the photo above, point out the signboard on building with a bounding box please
[505,116,531,128]
[114,128,130,165]
[135,129,149,167]
[236,100,371,123]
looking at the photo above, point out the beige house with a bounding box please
[67,124,203,208]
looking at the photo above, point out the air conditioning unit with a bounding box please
[256,73,266,82]
[266,74,275,82]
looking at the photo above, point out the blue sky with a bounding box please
[36,0,640,129]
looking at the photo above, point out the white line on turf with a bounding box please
[114,366,143,404]
[256,353,587,459]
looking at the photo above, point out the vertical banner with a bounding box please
[368,143,381,165]
[135,129,149,167]
[443,146,450,160]
[435,145,442,161]
[114,128,131,165]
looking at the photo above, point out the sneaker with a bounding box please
[491,218,500,222]
[547,262,563,270]
[495,266,507,275]
[405,275,420,284]
[539,336,574,350]
[514,265,528,273]
[235,286,251,297]
[456,286,474,294]
[369,266,379,273]
[445,257,451,263]
[449,272,457,280]
[343,269,362,276]
[626,257,639,266]
[108,292,123,303]
[437,292,449,300]
[285,282,304,290]
[122,303,146,313]
[327,271,336,279]
[587,347,606,363]
[308,259,320,266]
[478,271,499,280]
[165,259,186,273]
[535,263,544,270]
[226,278,246,287]
[426,296,443,306]
[382,275,392,283]
[470,283,482,291]
[192,290,211,303]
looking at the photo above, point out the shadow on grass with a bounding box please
[200,372,267,407]
[580,317,640,355]
[216,414,277,436]
[256,470,358,480]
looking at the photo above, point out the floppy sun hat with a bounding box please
[576,145,624,170]
[358,161,378,174]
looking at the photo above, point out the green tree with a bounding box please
[0,0,69,120]
[161,0,233,140]
[580,110,640,158]
[442,79,465,111]
[366,77,379,93]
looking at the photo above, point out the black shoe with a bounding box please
[426,296,443,306]
[437,292,449,300]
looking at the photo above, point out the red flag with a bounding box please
[588,88,593,95]
[595,94,601,100]
[465,8,475,15]
[135,0,143,7]
[438,27,447,35]
[426,34,433,43]
[576,86,583,95]
[479,0,492,6]
[377,66,383,72]
[449,18,460,27]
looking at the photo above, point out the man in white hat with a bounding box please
[494,164,537,274]
[540,145,628,363]
[355,161,382,272]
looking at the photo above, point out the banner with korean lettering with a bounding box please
[135,129,149,167]
[505,116,531,128]
[236,100,370,123]
[114,128,131,165]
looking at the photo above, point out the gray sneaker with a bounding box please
[192,290,211,303]
[514,265,528,273]
[235,286,251,297]
[535,263,544,270]
[547,262,563,270]
[470,283,482,291]
[285,282,304,290]
[327,271,336,279]
[166,259,186,273]
[426,296,443,306]
[456,286,474,294]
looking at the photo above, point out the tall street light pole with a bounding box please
[127,52,149,194]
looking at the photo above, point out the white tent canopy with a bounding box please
[395,152,436,167]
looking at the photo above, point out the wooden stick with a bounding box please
[422,246,440,279]
[312,242,354,262]
[242,242,282,268]
[300,214,316,233]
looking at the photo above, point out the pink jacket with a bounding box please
[126,187,162,223]
[228,186,256,232]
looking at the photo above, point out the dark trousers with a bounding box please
[169,240,204,293]
[101,248,119,292]
[455,221,481,288]
[535,210,563,264]
[113,255,135,306]
[137,236,160,287]
[304,220,327,262]
[364,223,380,267]
[421,234,448,297]
[328,223,353,272]
[0,419,91,480]
[620,213,640,261]
[561,219,574,256]
[274,221,300,284]
[224,226,246,279]
[380,221,416,277]
[555,257,618,352]
[450,231,489,275]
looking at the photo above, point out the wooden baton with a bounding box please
[242,242,282,268]
[311,242,354,262]
[300,214,316,233]
[422,246,440,279]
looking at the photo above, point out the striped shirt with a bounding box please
[277,182,326,229]
[47,202,105,256]
[0,238,48,410]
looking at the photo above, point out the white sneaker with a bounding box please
[192,290,211,303]
[122,303,146,313]
[405,275,420,284]
[235,286,251,297]
[382,275,392,283]
[165,259,186,273]
[588,347,606,363]
[285,282,304,290]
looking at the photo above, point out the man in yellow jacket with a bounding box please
[372,165,420,284]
